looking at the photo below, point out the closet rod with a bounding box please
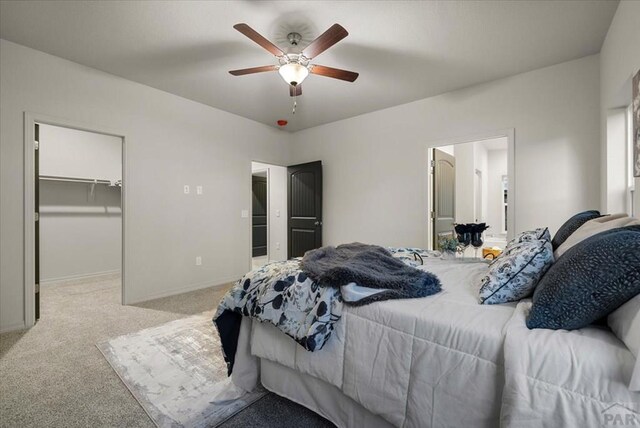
[39,175,121,186]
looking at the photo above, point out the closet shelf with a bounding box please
[39,175,122,187]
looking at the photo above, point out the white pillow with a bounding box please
[478,239,554,304]
[608,294,640,391]
[505,227,551,249]
[554,214,640,259]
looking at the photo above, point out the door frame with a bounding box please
[426,128,515,249]
[23,112,128,328]
[431,148,456,249]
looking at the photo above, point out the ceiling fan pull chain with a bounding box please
[292,93,297,115]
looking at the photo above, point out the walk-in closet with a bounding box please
[37,123,123,319]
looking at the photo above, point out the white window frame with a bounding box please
[627,105,635,217]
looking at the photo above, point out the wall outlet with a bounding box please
[276,242,280,250]
[241,209,249,218]
[196,185,203,195]
[195,256,202,266]
[184,185,190,194]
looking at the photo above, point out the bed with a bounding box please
[231,259,514,427]
[224,255,640,427]
[501,301,639,427]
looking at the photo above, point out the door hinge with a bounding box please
[430,160,435,167]
[430,211,435,219]
[35,283,40,293]
[34,140,39,150]
[34,212,39,222]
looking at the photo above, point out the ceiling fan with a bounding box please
[229,23,359,98]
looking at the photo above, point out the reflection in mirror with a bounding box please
[429,137,509,257]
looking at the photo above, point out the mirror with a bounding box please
[429,137,510,256]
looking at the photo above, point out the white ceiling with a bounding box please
[0,1,618,132]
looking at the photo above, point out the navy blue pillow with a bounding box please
[527,225,640,330]
[551,210,601,250]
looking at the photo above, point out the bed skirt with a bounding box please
[260,358,393,428]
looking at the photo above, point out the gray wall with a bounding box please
[290,55,602,249]
[0,39,292,332]
[40,181,121,281]
[600,1,640,213]
[40,124,122,181]
[39,124,122,282]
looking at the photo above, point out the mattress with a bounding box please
[248,259,517,427]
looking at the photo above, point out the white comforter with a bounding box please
[232,259,640,427]
[501,301,640,427]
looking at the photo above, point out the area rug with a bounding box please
[97,314,266,428]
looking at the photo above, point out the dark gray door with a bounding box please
[251,175,267,257]
[433,148,456,249]
[35,123,40,320]
[287,161,322,258]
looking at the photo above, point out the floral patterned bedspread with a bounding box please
[214,247,440,354]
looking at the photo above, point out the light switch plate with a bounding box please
[276,209,280,217]
[196,186,203,195]
[241,209,249,218]
[195,256,202,266]
[183,185,190,194]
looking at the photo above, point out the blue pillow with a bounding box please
[527,225,640,330]
[551,210,600,250]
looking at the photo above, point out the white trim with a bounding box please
[125,276,237,305]
[23,112,128,330]
[250,160,287,269]
[24,112,35,328]
[40,269,121,286]
[0,321,27,334]
[426,128,516,248]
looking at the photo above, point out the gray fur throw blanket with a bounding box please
[301,242,441,305]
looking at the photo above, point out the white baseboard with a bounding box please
[0,321,27,334]
[126,274,240,305]
[41,269,121,285]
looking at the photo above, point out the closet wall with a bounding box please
[39,124,122,282]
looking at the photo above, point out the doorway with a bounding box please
[24,114,126,327]
[427,130,515,253]
[249,160,323,268]
[251,170,268,268]
[250,162,288,269]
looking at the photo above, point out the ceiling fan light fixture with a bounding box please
[278,63,309,86]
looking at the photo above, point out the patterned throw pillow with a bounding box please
[527,225,640,330]
[387,247,441,267]
[506,227,551,249]
[551,210,601,250]
[478,239,554,304]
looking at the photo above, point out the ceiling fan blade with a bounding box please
[289,85,302,97]
[233,23,285,57]
[229,65,278,76]
[302,24,348,59]
[310,65,359,82]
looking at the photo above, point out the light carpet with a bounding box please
[97,314,266,428]
[0,275,333,427]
